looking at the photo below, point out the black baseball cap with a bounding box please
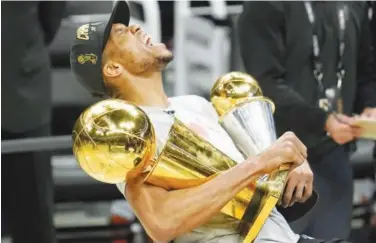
[70,1,130,97]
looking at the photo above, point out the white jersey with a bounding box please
[116,95,300,243]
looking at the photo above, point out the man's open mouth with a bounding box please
[145,36,153,47]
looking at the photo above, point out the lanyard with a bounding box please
[304,1,347,93]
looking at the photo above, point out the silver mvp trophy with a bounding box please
[210,72,290,243]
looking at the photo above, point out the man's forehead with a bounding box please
[112,23,128,30]
[108,23,128,40]
[103,24,127,54]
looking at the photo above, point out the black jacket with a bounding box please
[1,1,66,133]
[372,2,376,50]
[371,1,376,159]
[238,1,376,162]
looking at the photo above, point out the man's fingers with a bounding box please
[298,138,307,157]
[292,182,305,206]
[336,114,355,124]
[337,131,354,140]
[333,137,353,145]
[282,132,307,158]
[291,141,305,163]
[351,127,363,137]
[302,180,313,202]
[283,177,296,207]
[285,143,305,166]
[291,136,307,158]
[288,133,307,158]
[331,128,355,144]
[337,123,354,133]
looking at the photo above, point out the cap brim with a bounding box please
[102,0,130,50]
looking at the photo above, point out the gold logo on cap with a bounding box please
[77,24,90,40]
[77,53,98,65]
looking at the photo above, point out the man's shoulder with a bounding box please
[169,95,210,106]
[170,95,219,121]
[139,95,210,118]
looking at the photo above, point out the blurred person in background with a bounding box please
[372,1,376,62]
[238,1,376,240]
[368,2,376,243]
[1,2,66,243]
[371,0,376,160]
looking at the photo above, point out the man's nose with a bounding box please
[129,24,142,34]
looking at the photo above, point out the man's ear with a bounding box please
[102,61,124,79]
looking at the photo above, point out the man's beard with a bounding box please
[155,54,174,70]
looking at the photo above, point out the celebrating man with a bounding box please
[70,1,351,243]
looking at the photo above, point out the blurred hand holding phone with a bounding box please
[352,115,376,140]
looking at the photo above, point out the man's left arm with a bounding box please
[354,4,376,118]
[38,1,67,45]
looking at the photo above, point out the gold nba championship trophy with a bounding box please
[211,72,290,243]
[72,99,273,242]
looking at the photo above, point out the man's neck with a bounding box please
[118,72,169,108]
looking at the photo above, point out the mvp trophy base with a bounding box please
[242,169,289,243]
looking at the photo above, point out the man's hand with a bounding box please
[360,107,376,119]
[281,160,313,208]
[325,114,362,145]
[256,131,307,174]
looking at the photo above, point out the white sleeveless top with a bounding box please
[116,95,299,243]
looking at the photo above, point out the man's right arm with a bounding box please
[126,159,262,243]
[124,132,307,242]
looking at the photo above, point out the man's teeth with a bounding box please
[146,37,153,46]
